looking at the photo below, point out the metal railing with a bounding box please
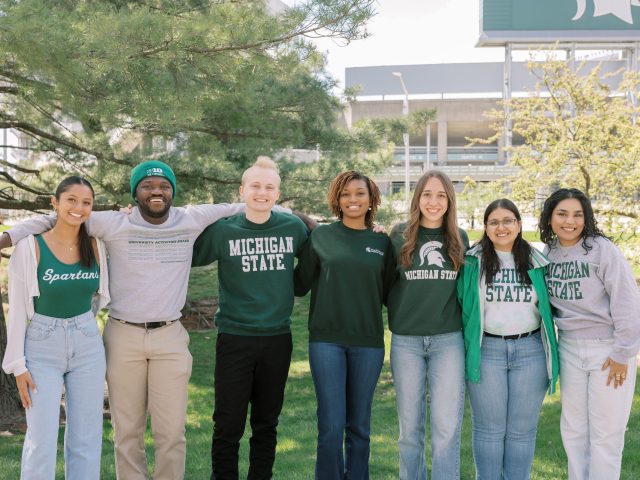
[374,164,521,182]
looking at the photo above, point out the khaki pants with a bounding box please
[104,317,193,480]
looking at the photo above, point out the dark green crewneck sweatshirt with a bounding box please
[295,221,396,348]
[192,212,308,336]
[387,224,469,335]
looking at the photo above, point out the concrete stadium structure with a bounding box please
[342,58,630,194]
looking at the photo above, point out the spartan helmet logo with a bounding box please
[418,241,446,268]
[573,0,640,24]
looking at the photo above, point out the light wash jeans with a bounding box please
[309,342,384,480]
[466,331,548,480]
[390,331,465,480]
[559,336,637,480]
[21,311,106,480]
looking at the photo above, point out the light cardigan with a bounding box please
[1,235,110,376]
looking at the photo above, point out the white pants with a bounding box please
[559,336,637,480]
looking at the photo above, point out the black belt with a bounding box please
[114,318,178,330]
[484,327,540,340]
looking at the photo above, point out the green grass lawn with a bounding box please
[1,265,640,478]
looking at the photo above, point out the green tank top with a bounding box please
[34,235,100,318]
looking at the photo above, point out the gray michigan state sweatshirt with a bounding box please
[544,235,640,363]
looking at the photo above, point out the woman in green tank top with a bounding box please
[1,176,110,479]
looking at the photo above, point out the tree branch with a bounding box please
[0,196,121,211]
[0,172,49,196]
[0,158,41,174]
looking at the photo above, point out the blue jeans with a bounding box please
[308,342,384,480]
[21,311,106,480]
[391,331,465,480]
[466,331,548,480]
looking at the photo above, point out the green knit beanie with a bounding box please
[130,160,177,200]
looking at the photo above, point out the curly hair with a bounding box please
[398,170,465,271]
[538,188,607,253]
[327,171,381,228]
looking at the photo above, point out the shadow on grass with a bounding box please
[2,293,639,479]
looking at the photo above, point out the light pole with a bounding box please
[392,71,410,206]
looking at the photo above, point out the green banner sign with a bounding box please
[480,0,640,44]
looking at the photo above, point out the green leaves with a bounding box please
[0,0,382,209]
[477,57,640,230]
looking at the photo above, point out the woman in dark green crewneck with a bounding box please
[295,171,395,480]
[387,170,469,480]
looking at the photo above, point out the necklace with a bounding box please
[47,235,78,251]
[421,229,443,244]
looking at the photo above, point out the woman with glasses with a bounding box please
[539,188,640,480]
[458,199,558,480]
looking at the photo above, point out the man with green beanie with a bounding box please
[1,159,290,480]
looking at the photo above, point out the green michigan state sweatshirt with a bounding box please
[387,224,469,335]
[294,221,396,348]
[192,212,308,336]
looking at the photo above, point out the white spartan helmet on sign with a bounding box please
[573,0,640,24]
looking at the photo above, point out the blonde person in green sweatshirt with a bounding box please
[539,188,640,480]
[295,170,395,480]
[192,156,308,480]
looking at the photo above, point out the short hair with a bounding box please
[241,156,280,185]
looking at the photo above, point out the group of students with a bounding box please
[1,158,639,480]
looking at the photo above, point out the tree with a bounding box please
[473,58,640,232]
[0,0,388,426]
[0,304,22,428]
[0,0,381,210]
[458,177,505,230]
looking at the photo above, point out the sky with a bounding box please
[308,1,505,89]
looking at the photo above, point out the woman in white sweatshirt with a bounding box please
[539,188,640,480]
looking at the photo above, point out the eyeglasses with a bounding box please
[486,218,518,228]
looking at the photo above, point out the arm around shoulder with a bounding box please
[192,222,221,267]
[185,202,246,230]
[4,213,57,246]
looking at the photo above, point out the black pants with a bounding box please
[211,332,293,480]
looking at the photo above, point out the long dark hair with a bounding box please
[538,188,607,254]
[479,199,531,285]
[399,170,465,271]
[327,171,381,228]
[55,176,95,268]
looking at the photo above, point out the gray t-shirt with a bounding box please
[8,204,248,322]
[484,250,541,336]
[544,236,640,363]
